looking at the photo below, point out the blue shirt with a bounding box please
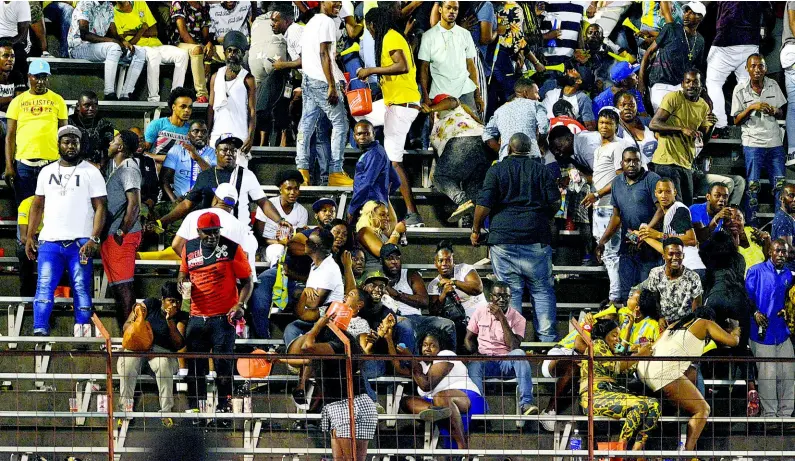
[483,98,549,160]
[689,202,723,235]
[350,141,400,216]
[593,88,647,116]
[772,208,795,241]
[162,144,217,197]
[746,259,792,345]
[144,117,190,155]
[468,1,497,62]
[611,170,660,255]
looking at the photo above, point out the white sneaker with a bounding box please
[540,409,556,432]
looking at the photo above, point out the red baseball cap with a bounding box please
[432,94,452,105]
[197,212,222,231]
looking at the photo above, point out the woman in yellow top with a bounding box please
[356,7,424,227]
[581,320,660,453]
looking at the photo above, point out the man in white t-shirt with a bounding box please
[0,1,29,75]
[283,227,345,347]
[295,1,354,187]
[172,182,254,272]
[209,1,251,44]
[581,108,633,304]
[25,125,108,336]
[255,170,308,267]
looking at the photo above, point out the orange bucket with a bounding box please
[236,349,274,379]
[346,79,372,116]
[597,441,625,461]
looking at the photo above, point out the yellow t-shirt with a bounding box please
[650,91,710,169]
[113,1,162,47]
[380,29,421,106]
[739,226,766,276]
[7,90,68,162]
[17,196,43,234]
[630,317,660,346]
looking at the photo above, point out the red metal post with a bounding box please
[92,314,115,461]
[328,322,357,460]
[570,318,594,461]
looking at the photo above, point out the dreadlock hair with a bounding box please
[365,7,400,68]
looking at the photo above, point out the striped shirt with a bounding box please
[540,1,588,66]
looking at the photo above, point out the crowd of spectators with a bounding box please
[11,0,795,456]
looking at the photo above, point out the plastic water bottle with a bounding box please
[570,429,582,460]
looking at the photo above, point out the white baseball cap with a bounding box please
[684,1,706,16]
[214,183,238,206]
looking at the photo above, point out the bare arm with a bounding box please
[175,17,197,44]
[419,60,431,104]
[159,198,194,226]
[245,75,257,149]
[638,40,658,94]
[386,271,429,310]
[649,108,686,135]
[90,196,107,240]
[454,269,483,296]
[464,329,478,354]
[360,49,409,77]
[4,118,16,175]
[319,41,336,88]
[206,73,216,134]
[11,21,29,46]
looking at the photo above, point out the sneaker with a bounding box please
[520,404,539,416]
[104,92,118,101]
[540,409,557,432]
[404,212,424,228]
[292,388,308,407]
[747,390,760,417]
[41,51,51,57]
[447,200,474,223]
[327,171,354,186]
[196,95,209,104]
[418,406,452,422]
[207,404,232,428]
[119,95,131,102]
[375,403,386,414]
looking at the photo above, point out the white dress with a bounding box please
[637,319,706,392]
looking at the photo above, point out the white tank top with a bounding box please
[382,268,422,316]
[210,66,250,165]
[653,319,706,358]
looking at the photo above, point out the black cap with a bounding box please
[380,243,401,260]
[215,133,244,149]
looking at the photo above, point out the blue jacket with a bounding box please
[746,259,793,345]
[349,141,400,216]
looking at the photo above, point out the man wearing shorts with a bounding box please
[101,130,142,328]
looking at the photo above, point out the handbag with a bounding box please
[122,304,154,352]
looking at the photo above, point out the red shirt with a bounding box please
[180,238,252,317]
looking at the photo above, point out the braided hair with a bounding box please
[365,7,400,68]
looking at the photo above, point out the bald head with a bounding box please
[508,133,533,156]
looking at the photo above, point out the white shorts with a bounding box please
[542,346,576,378]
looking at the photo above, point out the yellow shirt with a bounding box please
[7,90,68,161]
[113,1,162,47]
[18,196,43,234]
[739,226,766,276]
[630,317,660,346]
[380,29,421,106]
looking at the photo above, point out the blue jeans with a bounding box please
[14,160,49,204]
[249,267,297,339]
[786,66,795,156]
[402,315,457,352]
[490,243,557,342]
[185,315,236,409]
[69,42,146,96]
[618,252,662,302]
[743,145,785,225]
[308,114,332,184]
[283,319,314,347]
[467,349,534,406]
[594,206,621,302]
[43,2,73,58]
[33,240,93,335]
[296,77,347,173]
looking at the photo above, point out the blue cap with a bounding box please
[611,61,639,83]
[28,59,51,76]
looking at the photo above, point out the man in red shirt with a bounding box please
[178,212,252,423]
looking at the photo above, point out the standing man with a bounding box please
[101,130,142,327]
[581,108,633,305]
[482,77,549,161]
[731,54,787,226]
[68,91,115,168]
[0,40,25,114]
[67,0,146,101]
[639,2,706,111]
[348,120,399,223]
[144,87,195,162]
[207,31,256,162]
[598,147,662,302]
[295,1,354,187]
[472,133,560,342]
[746,239,795,426]
[706,1,769,133]
[25,125,107,337]
[418,1,482,113]
[771,184,795,246]
[465,281,538,416]
[4,59,68,204]
[649,69,717,206]
[178,212,252,417]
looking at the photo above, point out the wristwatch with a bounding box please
[90,236,100,244]
[593,191,600,200]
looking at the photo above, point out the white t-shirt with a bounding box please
[306,254,345,305]
[36,161,107,242]
[592,138,633,206]
[418,350,481,398]
[176,207,249,245]
[427,264,487,313]
[284,22,304,61]
[209,2,251,41]
[542,89,581,119]
[255,196,308,239]
[617,125,656,168]
[663,201,706,271]
[417,23,477,99]
[0,2,30,39]
[300,13,345,83]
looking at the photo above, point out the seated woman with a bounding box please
[425,94,491,224]
[386,327,486,450]
[356,200,405,273]
[117,282,187,427]
[582,320,660,453]
[638,307,741,452]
